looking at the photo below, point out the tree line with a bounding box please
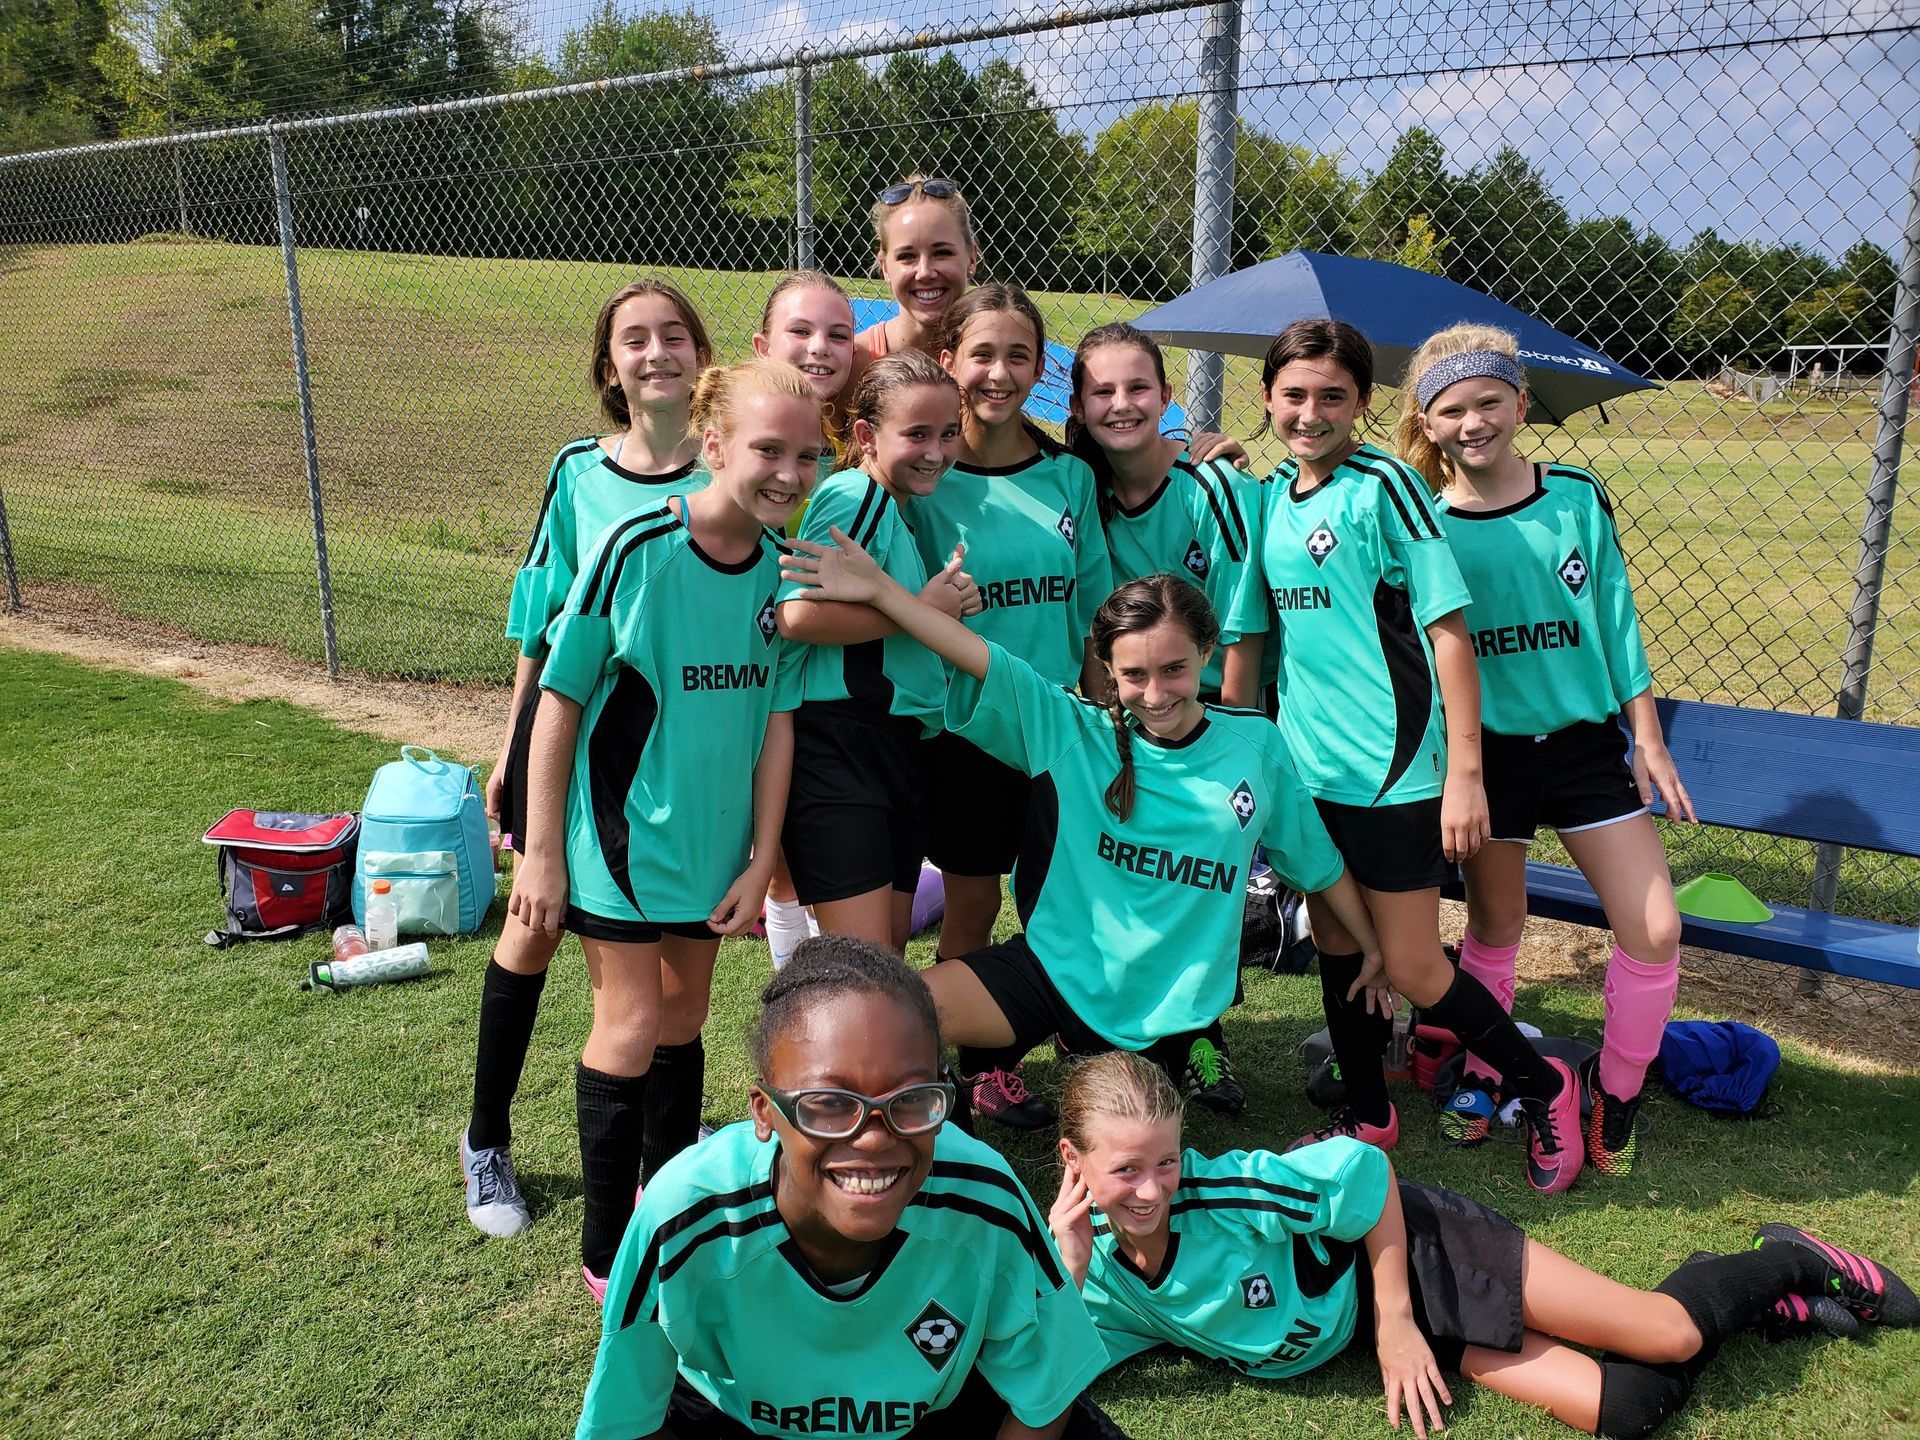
[2,0,1898,378]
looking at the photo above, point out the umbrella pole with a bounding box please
[1185,0,1243,433]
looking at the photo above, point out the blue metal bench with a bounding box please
[1451,699,1920,989]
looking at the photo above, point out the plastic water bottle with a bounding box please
[1385,1006,1413,1078]
[306,941,430,992]
[365,878,399,950]
[331,924,370,962]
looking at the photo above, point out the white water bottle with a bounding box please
[365,878,399,950]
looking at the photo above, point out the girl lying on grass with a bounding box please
[1046,1050,1914,1439]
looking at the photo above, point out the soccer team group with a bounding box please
[454,177,1914,1438]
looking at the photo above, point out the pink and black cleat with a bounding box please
[1753,1224,1918,1327]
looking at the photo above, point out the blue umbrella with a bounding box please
[1131,251,1655,423]
[850,298,1191,434]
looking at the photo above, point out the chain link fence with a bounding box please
[2,0,1919,984]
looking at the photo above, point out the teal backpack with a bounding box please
[352,746,496,936]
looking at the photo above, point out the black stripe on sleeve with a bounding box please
[618,1180,777,1329]
[908,1192,1067,1290]
[1180,1173,1322,1205]
[583,513,681,618]
[658,1208,786,1284]
[1169,1195,1319,1224]
[1351,453,1443,540]
[846,480,884,550]
[521,437,600,566]
[1194,460,1251,561]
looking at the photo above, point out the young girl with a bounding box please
[883,283,1112,1130]
[576,936,1128,1440]
[1256,319,1583,1194]
[511,358,823,1293]
[465,279,713,1241]
[750,270,860,967]
[1048,1051,1913,1439]
[780,532,1390,1128]
[852,175,979,393]
[1065,322,1266,710]
[1397,326,1697,1175]
[776,352,977,952]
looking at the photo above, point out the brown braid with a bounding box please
[1102,675,1137,821]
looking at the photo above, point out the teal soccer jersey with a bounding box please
[901,452,1112,688]
[1083,1138,1389,1380]
[946,642,1344,1049]
[1104,452,1265,693]
[778,468,947,731]
[577,1121,1107,1439]
[506,440,711,658]
[1259,443,1472,805]
[541,501,799,924]
[1439,464,1652,735]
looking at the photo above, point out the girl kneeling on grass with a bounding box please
[513,358,823,1296]
[779,523,1387,1117]
[1048,1051,1914,1440]
[1397,326,1694,1178]
[576,935,1129,1440]
[777,351,977,953]
[466,278,713,1242]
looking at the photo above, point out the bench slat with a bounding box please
[1655,699,1920,856]
[1519,860,1920,990]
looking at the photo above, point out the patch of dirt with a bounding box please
[5,603,1917,1072]
[0,605,506,763]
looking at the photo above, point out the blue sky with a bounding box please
[520,0,1920,257]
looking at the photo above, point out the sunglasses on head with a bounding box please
[758,1080,954,1139]
[879,177,960,206]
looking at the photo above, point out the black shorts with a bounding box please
[1483,718,1646,843]
[497,662,545,855]
[563,907,717,945]
[955,935,1224,1078]
[1350,1180,1526,1372]
[1314,797,1450,892]
[922,730,1031,877]
[663,1368,1128,1438]
[783,701,928,904]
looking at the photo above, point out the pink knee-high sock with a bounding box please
[1599,945,1680,1100]
[1458,932,1519,1084]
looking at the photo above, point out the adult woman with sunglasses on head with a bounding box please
[576,935,1128,1440]
[852,176,980,394]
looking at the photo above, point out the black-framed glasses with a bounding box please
[757,1080,954,1139]
[878,177,960,206]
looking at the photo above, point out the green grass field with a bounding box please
[1,237,1916,714]
[2,646,1916,1439]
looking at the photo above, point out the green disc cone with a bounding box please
[1674,872,1774,924]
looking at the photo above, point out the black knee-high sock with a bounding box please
[1319,950,1392,1127]
[640,1038,705,1184]
[577,1062,649,1276]
[1654,1246,1829,1365]
[1421,969,1555,1102]
[1596,1358,1693,1440]
[467,960,549,1150]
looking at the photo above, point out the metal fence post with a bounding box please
[268,124,341,680]
[1185,0,1242,434]
[0,483,21,612]
[171,136,192,236]
[1804,130,1920,990]
[794,60,815,271]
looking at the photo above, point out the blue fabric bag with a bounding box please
[1658,1020,1781,1115]
[352,746,495,935]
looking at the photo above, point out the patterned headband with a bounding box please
[1415,350,1525,411]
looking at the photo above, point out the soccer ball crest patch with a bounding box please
[905,1300,966,1371]
[1230,780,1257,830]
[757,593,779,643]
[1558,548,1589,596]
[1240,1272,1275,1309]
[1184,539,1209,579]
[1058,508,1077,545]
[1305,525,1338,566]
